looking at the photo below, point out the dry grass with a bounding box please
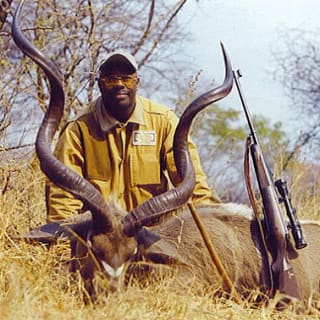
[1,155,320,319]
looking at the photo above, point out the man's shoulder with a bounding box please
[61,100,98,135]
[64,100,97,128]
[137,96,174,117]
[73,100,97,122]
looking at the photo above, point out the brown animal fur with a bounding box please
[52,202,320,308]
[136,204,320,308]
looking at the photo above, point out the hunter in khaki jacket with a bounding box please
[47,50,220,222]
[47,96,220,221]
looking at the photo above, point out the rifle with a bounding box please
[233,69,302,301]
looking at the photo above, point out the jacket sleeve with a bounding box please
[163,110,221,205]
[46,121,85,222]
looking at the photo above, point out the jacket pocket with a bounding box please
[84,141,112,181]
[86,161,111,181]
[130,147,161,186]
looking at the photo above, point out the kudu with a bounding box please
[12,0,320,308]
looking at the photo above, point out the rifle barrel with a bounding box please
[233,69,258,145]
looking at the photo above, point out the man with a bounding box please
[47,51,220,222]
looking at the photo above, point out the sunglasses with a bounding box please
[99,74,138,88]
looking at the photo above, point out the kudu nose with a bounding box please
[108,276,122,292]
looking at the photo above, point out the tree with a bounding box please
[273,28,320,164]
[1,1,292,203]
[0,0,13,30]
[0,0,191,150]
[192,102,289,203]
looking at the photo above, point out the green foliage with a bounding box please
[197,103,289,158]
[206,106,247,140]
[193,103,290,202]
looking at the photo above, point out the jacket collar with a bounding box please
[95,96,145,134]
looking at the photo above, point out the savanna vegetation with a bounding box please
[1,1,320,319]
[1,154,320,319]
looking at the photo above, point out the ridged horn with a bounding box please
[12,0,114,231]
[122,42,233,236]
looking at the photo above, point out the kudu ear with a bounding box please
[21,211,92,243]
[136,227,161,249]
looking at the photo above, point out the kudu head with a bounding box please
[12,0,233,290]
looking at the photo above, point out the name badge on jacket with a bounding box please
[133,130,156,145]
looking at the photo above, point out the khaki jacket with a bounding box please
[47,96,220,222]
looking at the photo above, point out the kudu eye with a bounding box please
[124,246,138,262]
[86,231,93,248]
[87,239,93,249]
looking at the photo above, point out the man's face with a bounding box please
[98,65,139,122]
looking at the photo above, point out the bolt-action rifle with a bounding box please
[233,69,306,301]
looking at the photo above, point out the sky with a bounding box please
[181,0,320,137]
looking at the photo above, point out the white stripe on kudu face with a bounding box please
[101,261,124,278]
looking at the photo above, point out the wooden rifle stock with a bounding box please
[233,69,301,301]
[250,144,301,300]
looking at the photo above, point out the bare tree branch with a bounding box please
[131,0,155,55]
[138,0,188,68]
[273,28,320,162]
[1,0,194,150]
[0,0,13,31]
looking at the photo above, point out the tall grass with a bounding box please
[1,155,320,319]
